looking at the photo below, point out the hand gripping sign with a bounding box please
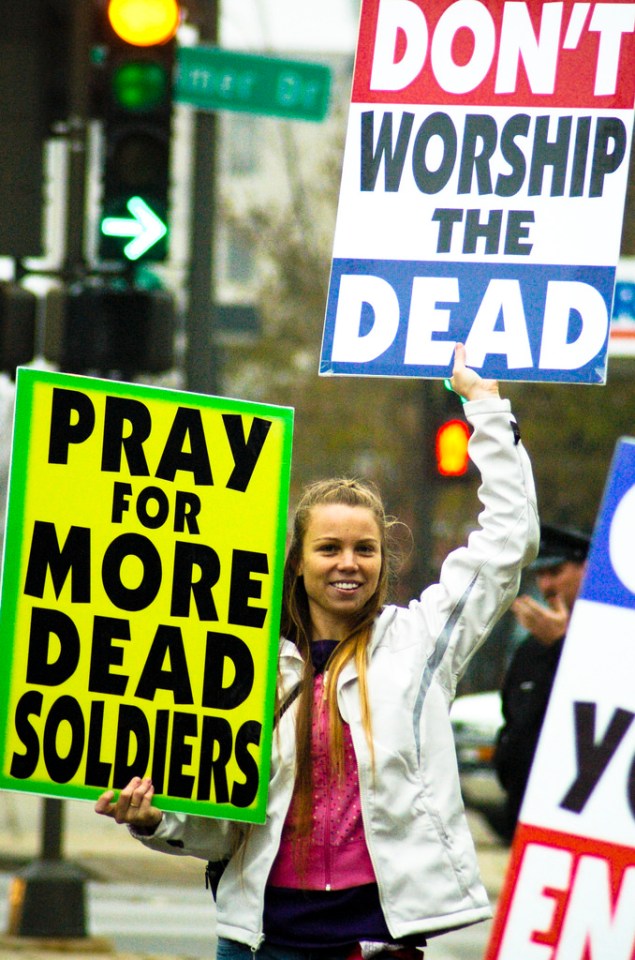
[486,437,635,960]
[321,0,635,383]
[0,369,293,824]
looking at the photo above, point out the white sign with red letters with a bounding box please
[486,438,635,960]
[320,0,635,383]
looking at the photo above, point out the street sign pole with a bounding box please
[179,44,331,395]
[184,3,221,397]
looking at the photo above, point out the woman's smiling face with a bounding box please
[298,503,382,641]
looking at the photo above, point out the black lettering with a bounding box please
[458,114,496,195]
[43,695,85,783]
[570,116,592,197]
[229,550,268,628]
[113,704,150,787]
[170,541,220,620]
[231,719,262,808]
[101,396,151,475]
[111,482,132,523]
[102,533,162,611]
[495,113,530,197]
[197,715,232,803]
[48,388,95,464]
[589,117,627,197]
[151,710,170,794]
[10,690,43,778]
[432,207,464,253]
[88,616,130,695]
[529,115,571,197]
[155,407,213,485]
[24,522,91,602]
[136,486,170,529]
[412,112,456,195]
[135,624,194,704]
[559,701,634,814]
[223,414,272,493]
[202,632,254,710]
[463,209,503,255]
[174,491,201,535]
[504,211,534,256]
[167,711,197,799]
[26,607,80,686]
[360,110,414,192]
[85,700,113,786]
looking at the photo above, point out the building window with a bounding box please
[225,114,258,176]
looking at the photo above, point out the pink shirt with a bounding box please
[268,672,377,891]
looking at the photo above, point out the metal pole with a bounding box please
[6,0,91,937]
[40,798,64,861]
[184,0,220,395]
[62,0,91,279]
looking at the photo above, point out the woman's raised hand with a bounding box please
[95,776,163,831]
[449,343,499,402]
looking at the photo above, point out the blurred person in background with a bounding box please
[493,523,590,843]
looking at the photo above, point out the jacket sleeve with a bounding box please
[420,397,539,691]
[129,811,242,862]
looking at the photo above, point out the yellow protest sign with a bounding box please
[0,369,293,823]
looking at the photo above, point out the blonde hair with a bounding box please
[280,478,399,839]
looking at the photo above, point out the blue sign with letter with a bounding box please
[579,438,635,611]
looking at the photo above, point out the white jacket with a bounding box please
[134,397,539,949]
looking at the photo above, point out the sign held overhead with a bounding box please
[321,0,635,383]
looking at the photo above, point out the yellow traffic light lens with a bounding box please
[435,420,470,476]
[108,0,180,46]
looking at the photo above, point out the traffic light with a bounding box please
[97,0,180,263]
[0,283,37,377]
[0,1,69,257]
[61,280,176,377]
[435,418,471,478]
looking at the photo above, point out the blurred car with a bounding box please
[450,690,509,841]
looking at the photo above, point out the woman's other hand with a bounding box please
[95,776,163,832]
[450,342,500,402]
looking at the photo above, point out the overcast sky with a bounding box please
[220,0,360,54]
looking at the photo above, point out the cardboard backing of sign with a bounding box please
[321,0,635,383]
[486,436,635,959]
[0,369,294,824]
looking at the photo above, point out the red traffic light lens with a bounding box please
[435,419,470,476]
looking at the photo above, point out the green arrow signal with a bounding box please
[101,196,167,260]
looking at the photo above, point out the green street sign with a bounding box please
[101,196,168,261]
[176,46,331,122]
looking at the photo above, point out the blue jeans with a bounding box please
[216,937,353,960]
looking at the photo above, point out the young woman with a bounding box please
[96,344,539,960]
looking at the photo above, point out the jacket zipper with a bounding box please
[318,672,333,890]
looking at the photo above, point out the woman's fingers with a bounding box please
[94,776,159,828]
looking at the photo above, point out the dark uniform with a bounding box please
[493,523,590,844]
[493,633,564,842]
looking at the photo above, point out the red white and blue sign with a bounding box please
[321,0,635,383]
[486,437,635,959]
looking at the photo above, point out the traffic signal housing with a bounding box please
[0,284,37,377]
[61,280,176,377]
[0,1,69,258]
[97,0,180,263]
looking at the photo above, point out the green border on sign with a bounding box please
[0,368,294,824]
